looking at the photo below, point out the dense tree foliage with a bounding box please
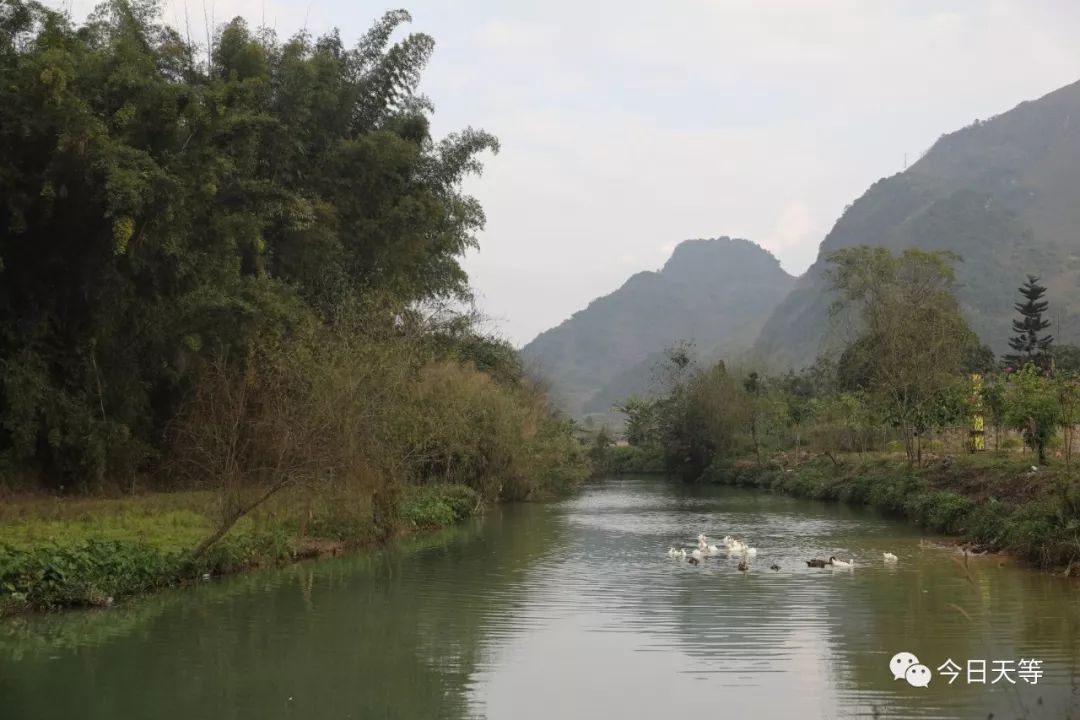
[1002,365,1060,466]
[0,1,586,518]
[826,248,979,465]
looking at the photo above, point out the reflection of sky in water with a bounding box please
[467,479,1080,719]
[1,478,1077,719]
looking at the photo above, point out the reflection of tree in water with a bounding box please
[828,555,1080,719]
[4,484,1078,720]
[555,481,1080,719]
[0,506,566,720]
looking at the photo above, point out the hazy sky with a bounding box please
[54,0,1080,345]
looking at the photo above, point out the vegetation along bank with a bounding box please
[593,249,1080,573]
[0,3,588,615]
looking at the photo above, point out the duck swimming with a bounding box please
[737,559,749,572]
[829,557,854,568]
[769,564,780,571]
[687,556,700,566]
[806,558,829,568]
[726,539,748,554]
[668,547,686,558]
[883,552,898,563]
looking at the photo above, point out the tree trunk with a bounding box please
[190,479,292,560]
[904,431,915,467]
[751,420,761,467]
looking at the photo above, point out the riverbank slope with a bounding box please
[0,484,483,615]
[706,453,1080,573]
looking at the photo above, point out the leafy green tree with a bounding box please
[1004,365,1060,465]
[0,2,499,486]
[777,370,817,463]
[1004,276,1054,372]
[657,362,745,482]
[827,247,980,466]
[965,343,998,374]
[743,372,765,465]
[981,377,1008,451]
[613,396,658,447]
[1058,375,1080,467]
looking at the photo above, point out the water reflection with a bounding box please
[1,478,1078,719]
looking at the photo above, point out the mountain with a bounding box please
[754,79,1080,369]
[521,238,796,416]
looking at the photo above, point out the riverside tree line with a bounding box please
[0,1,588,546]
[605,248,1080,479]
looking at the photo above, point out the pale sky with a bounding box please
[53,0,1080,346]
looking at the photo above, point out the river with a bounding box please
[2,477,1078,719]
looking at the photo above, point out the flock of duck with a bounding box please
[666,534,901,574]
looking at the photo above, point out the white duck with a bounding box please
[883,552,898,563]
[691,547,705,561]
[727,539,749,555]
[668,547,687,559]
[697,534,721,555]
[829,557,854,568]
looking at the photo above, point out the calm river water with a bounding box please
[2,477,1079,719]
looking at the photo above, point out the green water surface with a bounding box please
[2,478,1078,719]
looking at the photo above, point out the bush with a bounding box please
[596,445,666,475]
[400,484,480,529]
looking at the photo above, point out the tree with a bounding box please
[1004,365,1060,465]
[656,362,745,482]
[743,372,765,465]
[965,343,998,374]
[1058,375,1080,468]
[981,377,1007,451]
[778,369,819,464]
[613,396,657,447]
[0,3,499,486]
[1004,276,1054,372]
[827,247,980,466]
[1052,344,1080,374]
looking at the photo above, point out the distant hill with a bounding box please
[754,79,1080,369]
[521,238,796,416]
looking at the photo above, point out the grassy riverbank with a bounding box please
[705,453,1080,573]
[0,484,482,616]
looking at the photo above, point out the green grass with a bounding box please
[0,484,484,615]
[0,492,218,552]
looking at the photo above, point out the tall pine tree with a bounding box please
[1005,276,1054,371]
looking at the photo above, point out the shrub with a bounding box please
[400,484,480,529]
